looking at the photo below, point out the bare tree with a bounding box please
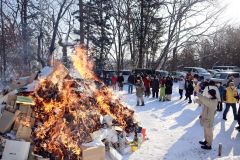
[154,0,224,70]
[48,0,74,65]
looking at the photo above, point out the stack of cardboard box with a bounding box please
[0,93,35,160]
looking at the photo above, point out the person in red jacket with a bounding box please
[111,73,118,90]
[143,75,151,97]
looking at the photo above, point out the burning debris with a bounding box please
[0,47,146,160]
[31,47,136,159]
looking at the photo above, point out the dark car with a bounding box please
[132,69,155,76]
[155,70,169,77]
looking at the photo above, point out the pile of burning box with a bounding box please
[0,49,147,160]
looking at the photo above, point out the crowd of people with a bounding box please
[106,71,240,151]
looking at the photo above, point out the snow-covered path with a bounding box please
[117,83,240,160]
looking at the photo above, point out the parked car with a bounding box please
[132,69,155,76]
[207,69,219,76]
[103,70,116,78]
[183,67,211,80]
[169,71,186,82]
[155,70,169,77]
[212,66,240,72]
[210,72,240,87]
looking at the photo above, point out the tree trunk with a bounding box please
[138,0,144,68]
[79,0,84,46]
[171,47,177,71]
[99,1,104,70]
[37,30,45,67]
[86,0,92,56]
[21,0,29,72]
[0,0,6,78]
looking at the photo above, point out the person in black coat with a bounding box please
[165,76,173,101]
[117,73,124,91]
[128,73,135,94]
[151,75,160,98]
[185,78,194,103]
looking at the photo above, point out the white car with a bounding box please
[183,67,211,80]
[210,72,240,87]
[121,70,131,84]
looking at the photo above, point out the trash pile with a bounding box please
[0,47,147,160]
[0,74,37,160]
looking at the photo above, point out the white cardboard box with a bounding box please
[2,140,30,160]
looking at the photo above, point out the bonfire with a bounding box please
[31,47,135,159]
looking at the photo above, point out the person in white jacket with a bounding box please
[179,76,185,99]
[203,81,221,102]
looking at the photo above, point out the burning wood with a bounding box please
[32,47,135,159]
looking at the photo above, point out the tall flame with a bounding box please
[72,47,96,80]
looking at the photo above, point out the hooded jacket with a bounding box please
[196,94,218,128]
[203,85,221,102]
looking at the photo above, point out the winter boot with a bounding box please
[141,102,145,106]
[199,140,207,145]
[235,126,240,130]
[201,145,212,150]
[136,102,140,106]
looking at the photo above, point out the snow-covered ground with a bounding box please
[116,83,240,160]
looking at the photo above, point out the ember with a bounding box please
[32,47,135,159]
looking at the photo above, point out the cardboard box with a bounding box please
[6,94,17,106]
[13,115,35,131]
[16,125,32,141]
[0,110,21,133]
[2,139,30,160]
[81,142,105,160]
[19,104,33,116]
[5,105,16,113]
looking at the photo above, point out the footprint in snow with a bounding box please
[150,113,159,119]
[151,128,158,132]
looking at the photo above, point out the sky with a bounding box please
[220,0,240,25]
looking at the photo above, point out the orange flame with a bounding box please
[72,47,96,80]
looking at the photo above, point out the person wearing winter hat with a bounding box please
[135,77,145,106]
[195,89,218,150]
[178,76,185,99]
[223,82,238,121]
